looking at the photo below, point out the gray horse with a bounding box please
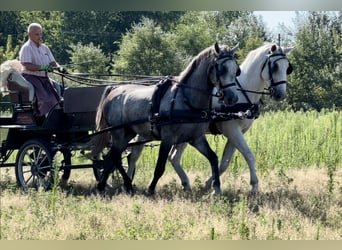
[89,43,240,195]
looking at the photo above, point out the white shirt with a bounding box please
[19,39,56,77]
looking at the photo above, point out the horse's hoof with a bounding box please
[60,178,68,188]
[251,185,259,197]
[97,182,106,192]
[212,186,222,196]
[204,179,212,191]
[182,186,192,193]
[146,187,155,196]
[182,182,192,193]
[123,184,134,196]
[250,190,259,197]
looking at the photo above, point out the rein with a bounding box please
[53,71,163,87]
[175,81,229,99]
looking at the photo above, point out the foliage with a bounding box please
[0,35,20,63]
[67,42,109,75]
[62,11,184,61]
[288,11,342,111]
[18,11,66,63]
[171,11,227,57]
[0,111,341,239]
[223,12,267,49]
[0,10,341,110]
[236,36,265,64]
[113,17,183,76]
[0,11,23,47]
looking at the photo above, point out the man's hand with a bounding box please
[39,64,53,72]
[57,66,67,74]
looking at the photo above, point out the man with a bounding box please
[19,22,65,123]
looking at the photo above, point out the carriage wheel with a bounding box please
[15,139,56,191]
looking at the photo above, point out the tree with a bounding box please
[223,12,267,50]
[0,35,20,63]
[62,11,184,59]
[0,11,23,47]
[172,11,228,57]
[67,42,110,76]
[288,11,342,110]
[113,17,183,76]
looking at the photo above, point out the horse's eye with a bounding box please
[272,63,278,72]
[221,66,228,75]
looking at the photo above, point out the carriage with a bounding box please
[0,42,293,195]
[0,43,241,193]
[0,62,112,190]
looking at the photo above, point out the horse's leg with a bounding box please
[168,143,192,191]
[97,146,133,193]
[189,135,221,195]
[97,148,115,191]
[217,128,258,194]
[204,141,236,190]
[60,149,72,186]
[127,143,145,180]
[114,150,134,193]
[147,141,172,195]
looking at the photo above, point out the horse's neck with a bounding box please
[178,70,211,110]
[238,62,266,104]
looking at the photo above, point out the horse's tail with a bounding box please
[87,86,114,158]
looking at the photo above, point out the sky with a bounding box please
[254,11,297,31]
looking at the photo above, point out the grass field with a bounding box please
[0,110,341,239]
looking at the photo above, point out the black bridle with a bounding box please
[213,53,240,100]
[260,53,293,90]
[239,53,293,97]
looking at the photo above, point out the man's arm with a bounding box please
[21,62,57,72]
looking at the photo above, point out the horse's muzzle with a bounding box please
[223,91,239,106]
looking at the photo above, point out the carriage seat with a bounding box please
[7,72,35,104]
[6,73,36,125]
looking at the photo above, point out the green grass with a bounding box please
[0,110,341,239]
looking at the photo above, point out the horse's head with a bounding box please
[209,42,240,106]
[261,44,293,101]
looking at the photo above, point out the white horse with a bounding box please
[127,43,293,194]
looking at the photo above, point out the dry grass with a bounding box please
[1,110,340,239]
[1,166,341,240]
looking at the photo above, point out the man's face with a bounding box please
[28,27,42,46]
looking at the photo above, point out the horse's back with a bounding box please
[103,84,155,126]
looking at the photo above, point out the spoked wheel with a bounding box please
[15,139,56,191]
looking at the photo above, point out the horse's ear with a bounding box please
[214,42,220,54]
[271,44,277,52]
[283,47,294,54]
[231,43,239,52]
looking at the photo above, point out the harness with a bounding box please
[148,48,240,137]
[149,77,211,138]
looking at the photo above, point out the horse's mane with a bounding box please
[178,45,216,83]
[240,42,278,70]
